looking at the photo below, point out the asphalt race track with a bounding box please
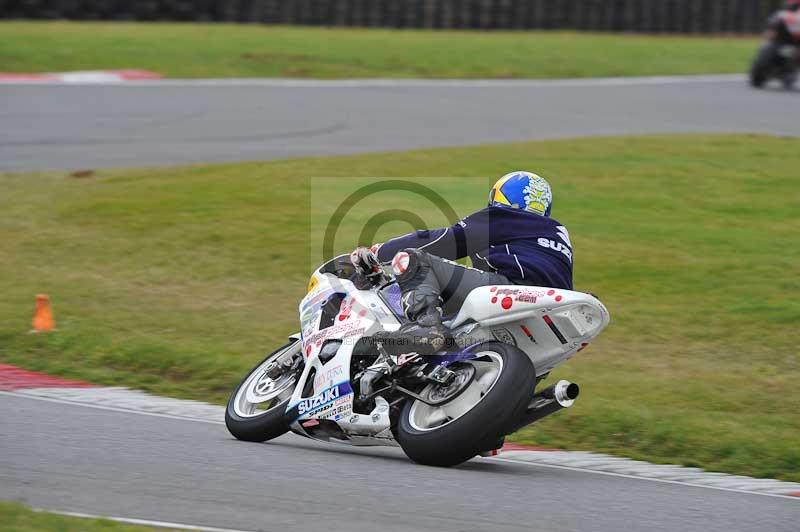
[1,393,798,532]
[1,75,799,173]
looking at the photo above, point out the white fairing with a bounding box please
[287,271,402,446]
[450,286,610,376]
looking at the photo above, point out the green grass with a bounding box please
[0,21,759,79]
[0,500,185,532]
[1,134,799,481]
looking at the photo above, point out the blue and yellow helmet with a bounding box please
[488,171,553,216]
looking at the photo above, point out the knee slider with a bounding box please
[391,248,427,282]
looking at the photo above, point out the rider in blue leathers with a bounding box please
[351,171,573,355]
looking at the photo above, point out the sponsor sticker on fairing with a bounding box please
[304,321,364,345]
[314,364,345,388]
[491,328,516,346]
[290,381,354,420]
[298,385,340,415]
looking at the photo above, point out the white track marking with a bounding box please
[487,456,799,501]
[0,74,745,88]
[0,389,224,425]
[6,386,799,500]
[37,509,257,532]
[497,450,800,495]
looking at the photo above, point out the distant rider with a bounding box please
[350,171,573,355]
[770,0,800,44]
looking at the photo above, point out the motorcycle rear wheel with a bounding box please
[781,70,797,90]
[395,342,536,467]
[225,339,302,442]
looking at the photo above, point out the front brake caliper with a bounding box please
[265,349,299,379]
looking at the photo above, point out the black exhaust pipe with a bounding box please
[507,380,580,434]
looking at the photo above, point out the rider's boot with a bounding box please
[373,307,453,357]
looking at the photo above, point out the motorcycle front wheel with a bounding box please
[225,339,302,442]
[750,43,777,88]
[395,342,536,467]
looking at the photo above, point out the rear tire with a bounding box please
[750,43,777,88]
[225,340,301,442]
[395,342,536,467]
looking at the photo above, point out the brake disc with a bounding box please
[425,363,476,406]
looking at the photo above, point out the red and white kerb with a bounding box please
[392,252,410,276]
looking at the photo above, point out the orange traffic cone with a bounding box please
[31,294,55,332]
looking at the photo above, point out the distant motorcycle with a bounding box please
[225,254,609,466]
[750,7,800,89]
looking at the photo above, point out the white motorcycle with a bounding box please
[225,254,610,466]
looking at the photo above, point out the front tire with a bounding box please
[225,339,302,442]
[750,43,777,88]
[395,342,536,467]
